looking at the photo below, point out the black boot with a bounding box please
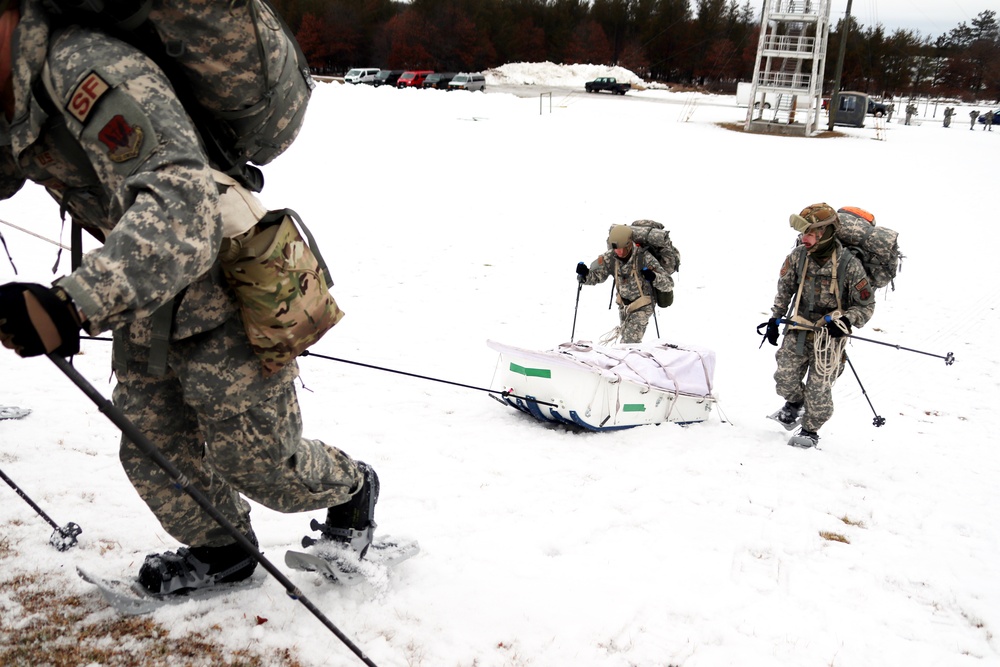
[138,529,258,595]
[320,461,379,558]
[775,400,804,430]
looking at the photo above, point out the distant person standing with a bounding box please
[970,109,979,130]
[942,107,953,128]
[886,103,895,122]
[984,110,994,131]
[904,104,917,126]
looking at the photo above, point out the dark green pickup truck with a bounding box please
[584,77,631,95]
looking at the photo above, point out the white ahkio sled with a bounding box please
[487,340,717,431]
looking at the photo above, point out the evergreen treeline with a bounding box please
[273,0,1000,102]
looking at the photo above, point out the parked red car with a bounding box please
[397,70,434,88]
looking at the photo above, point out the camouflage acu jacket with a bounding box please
[771,241,875,328]
[584,246,673,305]
[0,0,232,345]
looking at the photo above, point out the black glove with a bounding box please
[640,267,655,283]
[576,262,589,282]
[0,283,82,357]
[825,315,852,339]
[765,317,779,346]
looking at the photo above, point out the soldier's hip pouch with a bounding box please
[214,171,344,377]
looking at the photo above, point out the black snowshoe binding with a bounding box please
[309,460,379,558]
[137,530,258,595]
[770,400,804,431]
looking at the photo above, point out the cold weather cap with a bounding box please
[608,225,633,250]
[789,203,839,233]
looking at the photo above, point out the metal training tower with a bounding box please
[744,0,831,136]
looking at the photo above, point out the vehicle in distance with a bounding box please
[867,99,888,117]
[397,70,434,88]
[344,68,379,84]
[448,72,486,92]
[370,70,404,87]
[585,77,630,95]
[977,108,1000,125]
[422,72,455,89]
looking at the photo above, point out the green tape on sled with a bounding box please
[509,363,551,378]
[623,404,646,412]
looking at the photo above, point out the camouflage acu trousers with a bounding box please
[773,330,846,433]
[618,304,653,344]
[113,315,361,548]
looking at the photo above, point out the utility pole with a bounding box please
[827,0,853,131]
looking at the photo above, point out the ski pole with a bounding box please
[47,354,379,667]
[0,467,82,551]
[774,317,956,365]
[643,273,659,338]
[571,279,583,341]
[844,353,886,427]
[300,350,558,408]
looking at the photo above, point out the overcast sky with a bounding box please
[828,0,985,36]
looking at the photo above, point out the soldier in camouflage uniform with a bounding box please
[0,0,377,594]
[576,225,673,344]
[763,204,875,447]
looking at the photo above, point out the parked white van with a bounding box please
[448,72,486,92]
[344,68,380,84]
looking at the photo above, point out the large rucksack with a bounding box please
[42,0,314,192]
[627,220,680,307]
[835,207,902,291]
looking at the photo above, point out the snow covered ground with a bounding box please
[1,63,998,666]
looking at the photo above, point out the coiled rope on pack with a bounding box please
[812,318,850,390]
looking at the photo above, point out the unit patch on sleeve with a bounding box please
[855,278,871,301]
[98,115,144,163]
[67,72,110,124]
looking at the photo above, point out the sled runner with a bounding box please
[488,340,716,430]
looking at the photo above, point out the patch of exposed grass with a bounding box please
[819,531,850,544]
[839,515,866,528]
[0,572,306,667]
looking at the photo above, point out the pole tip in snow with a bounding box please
[49,522,82,551]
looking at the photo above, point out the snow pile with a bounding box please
[486,61,646,87]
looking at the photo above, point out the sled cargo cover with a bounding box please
[488,340,716,430]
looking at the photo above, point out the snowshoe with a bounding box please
[0,406,31,420]
[315,460,379,558]
[768,400,804,431]
[787,428,819,449]
[285,535,420,587]
[137,530,258,595]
